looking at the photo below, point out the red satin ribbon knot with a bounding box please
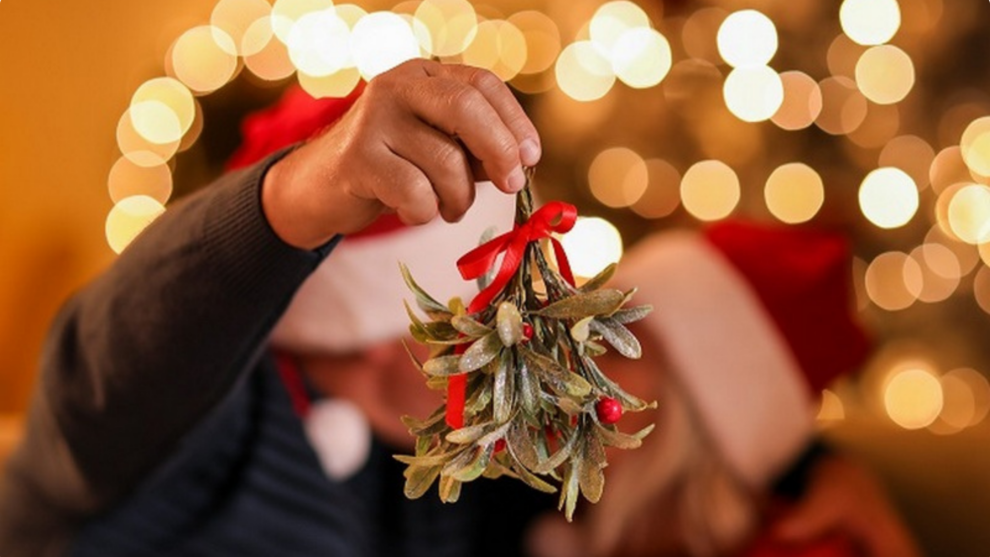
[445,201,579,428]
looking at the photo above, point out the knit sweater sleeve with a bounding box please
[0,149,337,553]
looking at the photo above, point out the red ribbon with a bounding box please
[444,201,579,428]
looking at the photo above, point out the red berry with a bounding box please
[494,439,507,453]
[595,397,623,424]
[522,323,534,342]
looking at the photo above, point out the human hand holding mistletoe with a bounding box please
[398,177,655,520]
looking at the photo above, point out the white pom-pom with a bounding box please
[303,399,372,481]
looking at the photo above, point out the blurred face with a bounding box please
[301,336,441,449]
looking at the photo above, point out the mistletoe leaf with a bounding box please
[610,304,653,325]
[422,355,463,377]
[401,339,424,372]
[493,352,514,423]
[518,360,541,416]
[559,462,581,521]
[446,421,494,444]
[577,263,617,293]
[447,445,493,482]
[521,348,592,399]
[570,316,594,343]
[534,289,625,320]
[403,465,441,499]
[451,314,492,337]
[578,457,605,503]
[459,331,502,372]
[590,317,642,359]
[534,431,577,474]
[583,357,653,412]
[512,460,558,494]
[496,301,524,346]
[439,475,462,503]
[596,423,655,449]
[476,226,499,291]
[583,340,607,357]
[400,263,452,317]
[507,420,540,470]
[400,407,445,435]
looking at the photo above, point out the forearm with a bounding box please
[19,150,334,511]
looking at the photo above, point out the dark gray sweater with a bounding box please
[0,152,550,556]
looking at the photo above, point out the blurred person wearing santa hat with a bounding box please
[527,221,922,557]
[0,58,919,557]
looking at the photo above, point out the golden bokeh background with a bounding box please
[3,0,990,554]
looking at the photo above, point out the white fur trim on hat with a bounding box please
[615,231,815,488]
[270,183,516,353]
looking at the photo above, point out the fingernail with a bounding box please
[520,138,541,166]
[508,166,526,192]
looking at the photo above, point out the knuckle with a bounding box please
[467,67,503,93]
[449,86,486,119]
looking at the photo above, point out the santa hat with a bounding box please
[614,220,871,489]
[229,84,515,353]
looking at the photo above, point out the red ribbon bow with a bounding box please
[445,201,579,428]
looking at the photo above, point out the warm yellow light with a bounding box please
[865,251,922,311]
[244,20,297,81]
[980,241,990,269]
[211,0,272,55]
[859,167,918,229]
[589,1,651,58]
[560,217,624,278]
[926,224,980,276]
[105,195,167,254]
[723,66,783,123]
[929,146,974,195]
[910,244,959,303]
[716,9,777,68]
[976,267,990,315]
[461,19,527,81]
[682,7,727,64]
[128,101,183,145]
[826,34,863,79]
[855,45,914,105]
[937,372,976,431]
[414,0,477,57]
[947,184,990,244]
[817,389,845,423]
[879,135,934,190]
[333,3,367,27]
[508,11,560,75]
[815,76,867,135]
[170,26,239,94]
[108,157,173,204]
[611,28,671,89]
[287,10,350,76]
[681,160,740,221]
[555,41,615,102]
[298,67,361,98]
[764,163,824,224]
[351,12,421,80]
[960,117,990,177]
[772,71,822,131]
[131,78,196,140]
[588,147,648,208]
[944,368,990,428]
[116,109,179,167]
[884,368,943,430]
[632,159,681,219]
[840,0,901,46]
[271,0,334,43]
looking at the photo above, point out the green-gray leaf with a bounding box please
[400,263,452,317]
[590,317,642,359]
[493,352,513,423]
[403,465,441,499]
[446,421,494,444]
[577,263,616,293]
[422,355,462,376]
[610,304,653,324]
[451,314,492,337]
[496,301,524,346]
[597,423,655,449]
[459,331,502,372]
[535,289,625,319]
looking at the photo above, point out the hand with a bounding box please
[261,59,542,249]
[770,455,923,557]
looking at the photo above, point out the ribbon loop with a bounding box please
[447,201,578,428]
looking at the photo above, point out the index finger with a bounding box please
[428,63,542,167]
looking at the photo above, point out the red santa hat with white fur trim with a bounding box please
[613,220,871,488]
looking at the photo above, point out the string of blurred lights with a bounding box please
[104,0,990,434]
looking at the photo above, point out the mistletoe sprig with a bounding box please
[396,179,655,521]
